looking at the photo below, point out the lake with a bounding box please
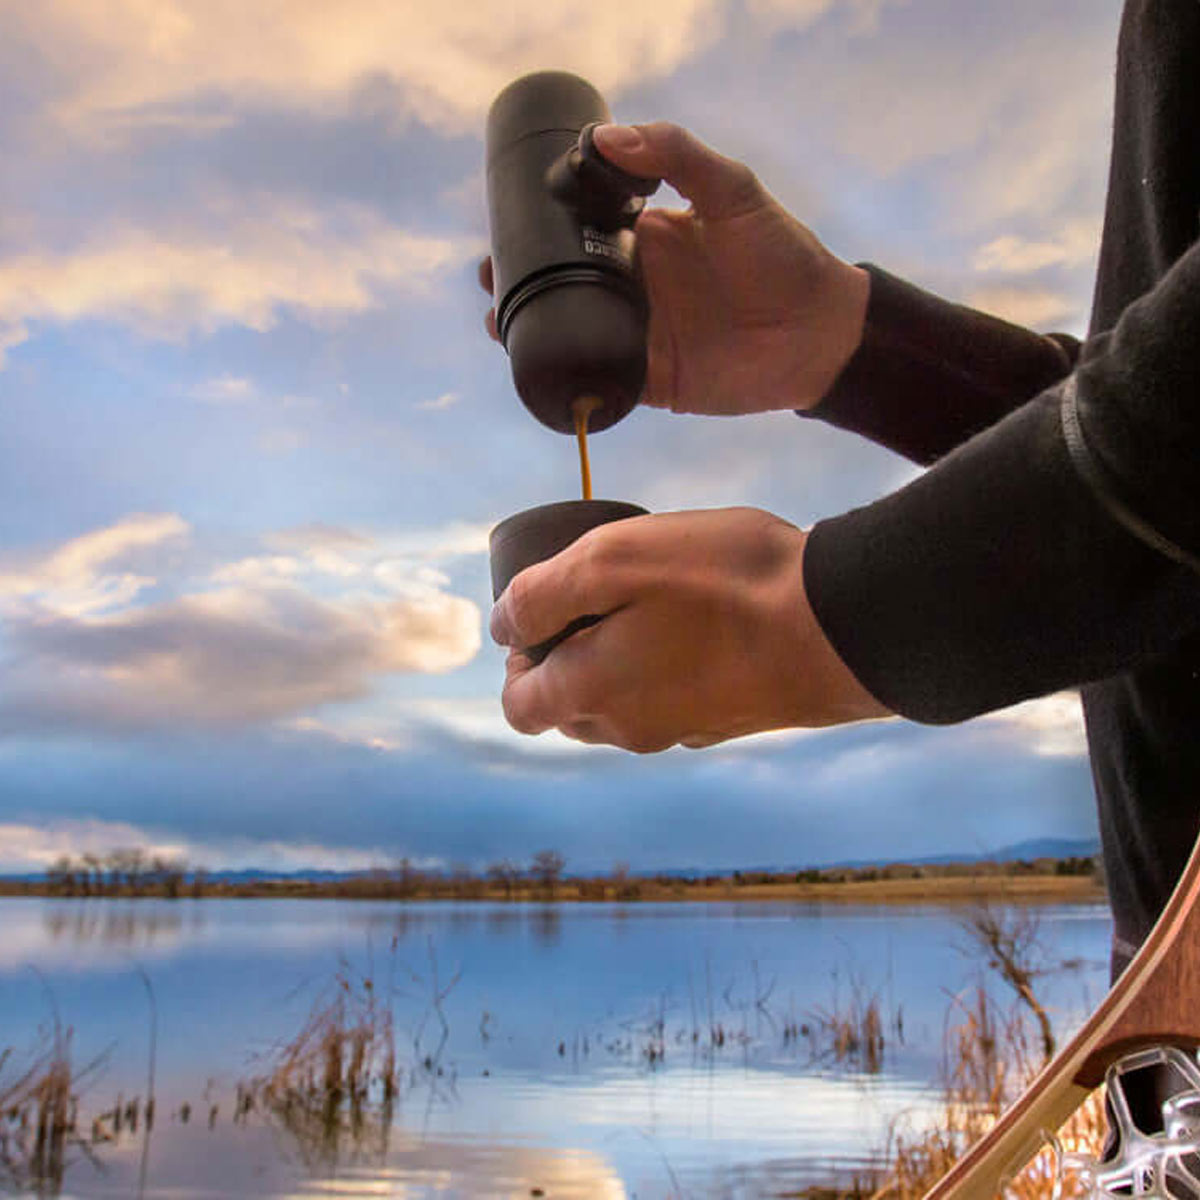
[0,896,1112,1198]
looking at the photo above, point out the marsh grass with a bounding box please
[868,983,1106,1198]
[244,958,400,1163]
[242,938,462,1166]
[805,984,889,1074]
[0,1016,99,1195]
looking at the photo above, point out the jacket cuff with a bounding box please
[802,265,1078,465]
[803,385,1197,724]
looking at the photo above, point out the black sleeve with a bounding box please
[802,265,1081,464]
[802,244,1200,724]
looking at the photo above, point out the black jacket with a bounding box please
[802,0,1200,974]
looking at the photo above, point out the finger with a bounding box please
[593,121,765,222]
[500,619,606,735]
[489,519,647,649]
[485,306,499,343]
[635,209,687,410]
[501,652,552,734]
[477,256,494,294]
[559,717,608,744]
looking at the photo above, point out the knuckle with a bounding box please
[577,522,636,576]
[624,733,672,755]
[504,570,535,635]
[724,161,764,211]
[501,687,543,736]
[642,120,688,157]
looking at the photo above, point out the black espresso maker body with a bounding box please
[485,71,659,435]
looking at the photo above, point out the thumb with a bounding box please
[593,121,765,221]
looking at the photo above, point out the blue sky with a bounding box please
[0,0,1124,874]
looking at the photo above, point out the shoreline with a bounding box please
[0,873,1106,905]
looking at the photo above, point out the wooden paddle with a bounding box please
[924,833,1200,1199]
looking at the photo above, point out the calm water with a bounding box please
[0,896,1111,1198]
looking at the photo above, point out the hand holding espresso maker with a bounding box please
[486,71,658,662]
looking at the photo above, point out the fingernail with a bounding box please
[594,123,643,155]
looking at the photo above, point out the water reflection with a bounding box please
[1,896,1111,1198]
[79,1120,629,1199]
[528,904,562,946]
[41,901,205,948]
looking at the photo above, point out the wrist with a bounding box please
[787,526,891,725]
[798,259,870,411]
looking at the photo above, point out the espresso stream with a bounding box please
[572,396,601,500]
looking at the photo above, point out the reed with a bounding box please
[804,973,892,1075]
[0,1017,82,1194]
[243,950,410,1165]
[869,987,1107,1199]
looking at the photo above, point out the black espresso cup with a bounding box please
[489,499,648,664]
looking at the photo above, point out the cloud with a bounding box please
[972,220,1102,274]
[979,692,1087,758]
[0,817,408,874]
[220,519,490,589]
[17,0,727,142]
[965,286,1076,330]
[2,585,480,730]
[747,0,907,35]
[0,320,28,366]
[0,200,480,359]
[417,391,461,412]
[264,524,373,554]
[0,512,189,617]
[0,515,482,735]
[188,374,259,404]
[0,819,189,872]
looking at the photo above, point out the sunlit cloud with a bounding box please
[188,374,259,405]
[0,320,27,368]
[972,220,1102,274]
[21,0,726,141]
[965,286,1077,330]
[0,512,188,617]
[0,819,189,872]
[0,202,480,363]
[0,515,482,734]
[1,587,479,731]
[417,391,461,412]
[747,0,907,35]
[0,817,410,874]
[979,692,1087,759]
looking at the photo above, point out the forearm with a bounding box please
[804,244,1200,723]
[804,265,1080,465]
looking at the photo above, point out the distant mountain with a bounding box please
[659,837,1102,879]
[980,837,1101,863]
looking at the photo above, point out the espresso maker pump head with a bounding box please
[485,71,660,435]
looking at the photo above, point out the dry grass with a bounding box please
[244,958,400,1162]
[870,986,1107,1199]
[805,988,889,1075]
[0,1017,83,1194]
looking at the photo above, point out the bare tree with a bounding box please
[486,860,521,900]
[391,858,423,899]
[959,902,1056,1064]
[530,850,566,899]
[46,856,75,895]
[80,853,102,896]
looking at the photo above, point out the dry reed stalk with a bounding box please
[807,980,889,1074]
[247,960,401,1166]
[870,987,1107,1200]
[0,1019,85,1194]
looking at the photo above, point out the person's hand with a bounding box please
[479,121,869,416]
[489,508,890,752]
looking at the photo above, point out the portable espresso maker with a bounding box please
[486,71,659,662]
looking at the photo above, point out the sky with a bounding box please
[0,0,1126,876]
